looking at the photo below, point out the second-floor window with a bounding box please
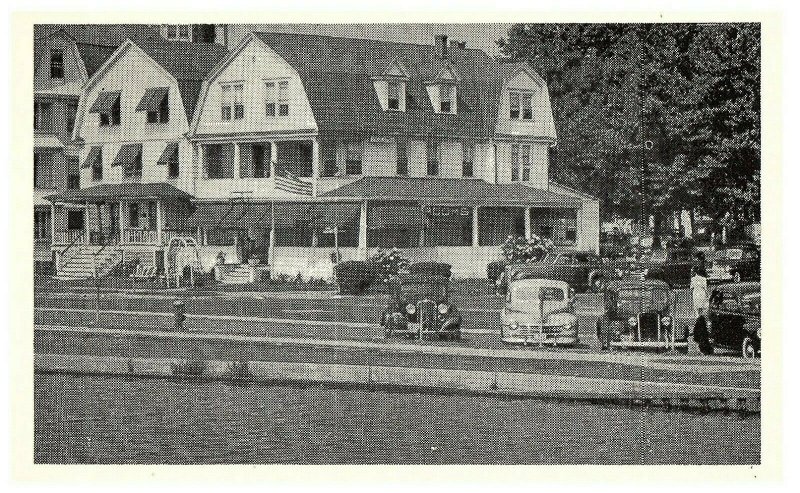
[34,101,52,131]
[221,83,244,121]
[427,141,439,176]
[511,144,532,182]
[67,157,80,189]
[388,82,401,111]
[396,140,408,175]
[50,49,64,79]
[90,91,121,127]
[321,140,338,177]
[509,91,534,120]
[462,142,474,178]
[265,80,290,117]
[345,141,363,175]
[66,101,77,134]
[34,152,54,189]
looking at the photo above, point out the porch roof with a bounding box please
[45,182,193,204]
[321,176,582,207]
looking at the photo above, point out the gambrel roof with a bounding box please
[252,31,547,141]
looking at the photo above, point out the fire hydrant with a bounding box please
[173,300,186,331]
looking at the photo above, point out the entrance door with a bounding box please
[67,210,84,230]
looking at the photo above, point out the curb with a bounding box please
[34,352,760,413]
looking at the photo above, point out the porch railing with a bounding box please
[162,229,198,246]
[53,230,85,246]
[122,229,160,245]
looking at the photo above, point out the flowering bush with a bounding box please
[369,248,411,283]
[500,235,553,263]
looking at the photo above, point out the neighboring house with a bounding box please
[33,24,165,269]
[47,36,227,275]
[48,31,599,280]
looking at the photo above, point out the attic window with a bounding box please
[137,87,169,124]
[510,91,534,120]
[221,83,244,121]
[265,79,290,117]
[50,49,64,79]
[439,84,454,114]
[388,82,401,110]
[165,25,191,41]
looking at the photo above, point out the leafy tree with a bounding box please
[497,23,760,237]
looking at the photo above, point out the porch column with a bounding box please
[233,143,241,179]
[311,139,319,197]
[270,141,278,178]
[156,200,163,245]
[358,200,368,260]
[472,206,480,247]
[524,207,532,238]
[50,203,56,247]
[84,201,90,244]
[118,200,126,244]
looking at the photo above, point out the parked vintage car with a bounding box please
[708,243,760,283]
[380,274,462,340]
[596,278,688,351]
[706,282,761,358]
[500,278,578,346]
[612,247,701,288]
[495,250,607,295]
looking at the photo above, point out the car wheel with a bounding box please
[732,271,742,283]
[742,336,757,359]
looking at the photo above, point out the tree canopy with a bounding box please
[497,23,760,232]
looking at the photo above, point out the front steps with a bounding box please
[55,247,121,280]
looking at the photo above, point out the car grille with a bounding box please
[515,325,564,336]
[638,313,659,340]
[417,300,437,330]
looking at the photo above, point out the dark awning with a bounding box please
[81,146,102,168]
[191,202,247,229]
[112,143,142,167]
[136,87,169,112]
[89,90,121,113]
[322,176,583,208]
[368,202,424,228]
[157,142,178,165]
[309,202,361,227]
[44,182,194,204]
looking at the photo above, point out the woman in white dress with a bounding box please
[691,266,713,354]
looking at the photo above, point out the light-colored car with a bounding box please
[500,279,578,346]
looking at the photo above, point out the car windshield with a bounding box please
[616,288,670,314]
[511,286,564,303]
[716,249,744,260]
[401,282,447,301]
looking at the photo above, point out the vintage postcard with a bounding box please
[9,8,782,483]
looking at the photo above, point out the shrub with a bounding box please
[500,235,553,263]
[369,248,411,283]
[334,260,376,295]
[409,262,452,279]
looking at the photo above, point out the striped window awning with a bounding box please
[136,87,169,112]
[89,90,121,113]
[112,143,143,167]
[157,142,179,165]
[81,146,102,168]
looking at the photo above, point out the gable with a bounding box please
[382,59,411,79]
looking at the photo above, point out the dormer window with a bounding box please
[439,84,454,114]
[165,25,191,41]
[50,49,63,79]
[388,82,401,110]
[510,91,534,120]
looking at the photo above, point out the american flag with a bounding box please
[275,168,312,196]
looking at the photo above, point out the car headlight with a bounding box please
[562,323,574,331]
[405,303,416,314]
[628,316,637,327]
[437,303,449,315]
[661,316,672,326]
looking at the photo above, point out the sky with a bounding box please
[228,23,513,56]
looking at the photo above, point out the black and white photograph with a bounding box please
[16,13,776,471]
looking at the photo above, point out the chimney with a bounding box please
[435,35,448,58]
[449,39,466,51]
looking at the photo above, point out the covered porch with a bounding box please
[46,182,197,249]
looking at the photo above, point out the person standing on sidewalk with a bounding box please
[691,266,713,354]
